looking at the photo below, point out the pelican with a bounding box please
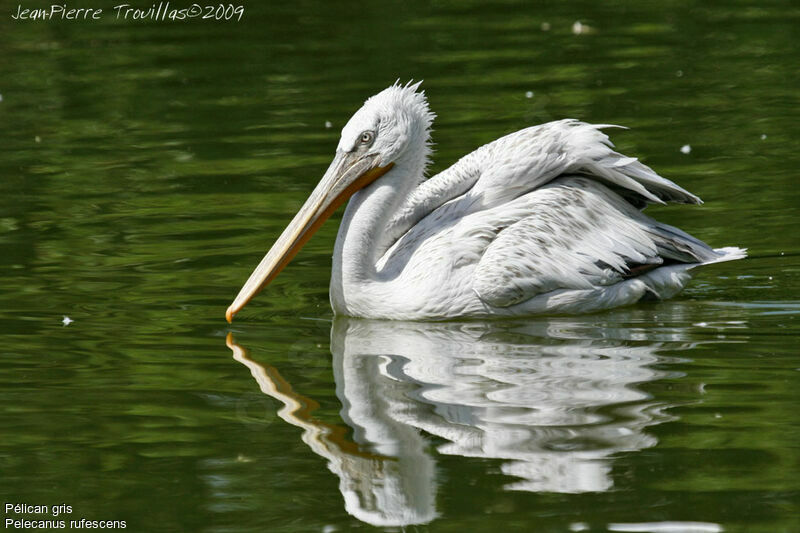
[226,82,745,321]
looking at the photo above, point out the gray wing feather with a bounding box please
[390,120,700,240]
[472,178,716,308]
[381,120,709,297]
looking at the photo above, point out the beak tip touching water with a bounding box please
[224,155,393,323]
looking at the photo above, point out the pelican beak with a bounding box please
[226,151,393,322]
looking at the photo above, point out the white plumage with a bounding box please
[226,82,746,321]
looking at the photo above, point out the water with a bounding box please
[1,1,799,532]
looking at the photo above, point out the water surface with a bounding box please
[1,1,798,532]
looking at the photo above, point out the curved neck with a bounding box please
[340,161,424,274]
[330,157,425,311]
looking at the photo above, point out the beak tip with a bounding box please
[226,307,235,323]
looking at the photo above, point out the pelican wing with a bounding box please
[390,120,700,236]
[464,119,704,209]
[378,119,718,307]
[471,177,719,308]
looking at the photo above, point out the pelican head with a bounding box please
[226,82,433,322]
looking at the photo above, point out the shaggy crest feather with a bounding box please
[353,81,435,172]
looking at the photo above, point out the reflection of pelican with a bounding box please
[227,333,437,527]
[227,82,745,321]
[331,317,675,495]
[228,314,700,526]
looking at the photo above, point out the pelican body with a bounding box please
[227,83,745,321]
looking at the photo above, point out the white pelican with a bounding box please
[226,82,745,321]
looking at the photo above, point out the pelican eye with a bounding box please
[359,131,375,145]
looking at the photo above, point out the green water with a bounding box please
[1,1,799,532]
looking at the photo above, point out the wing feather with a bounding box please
[472,178,716,308]
[380,120,710,295]
[387,120,700,250]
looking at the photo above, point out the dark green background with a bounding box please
[1,1,798,532]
